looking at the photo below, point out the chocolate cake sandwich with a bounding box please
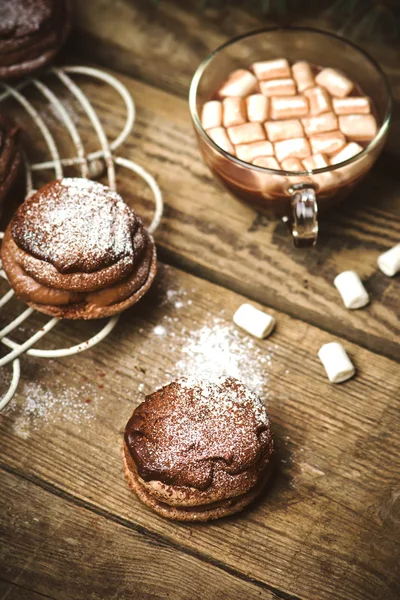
[1,178,157,319]
[123,376,274,521]
[0,113,21,217]
[0,0,71,79]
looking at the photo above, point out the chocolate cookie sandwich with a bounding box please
[123,376,274,521]
[0,113,21,216]
[0,0,71,79]
[1,178,157,319]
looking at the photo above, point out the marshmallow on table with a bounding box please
[264,119,304,142]
[274,137,311,162]
[252,156,281,169]
[270,96,309,120]
[292,61,315,92]
[334,270,369,309]
[280,157,303,171]
[260,78,296,97]
[333,97,371,115]
[309,130,346,155]
[218,69,258,97]
[235,140,273,163]
[233,303,276,339]
[201,100,222,130]
[318,342,355,384]
[207,127,234,154]
[246,94,269,122]
[227,122,265,145]
[338,114,378,142]
[302,112,338,136]
[304,86,332,116]
[252,58,291,80]
[377,244,400,277]
[302,153,329,171]
[222,97,247,128]
[315,68,354,98]
[330,142,363,165]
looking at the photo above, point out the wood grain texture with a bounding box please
[0,580,55,600]
[69,0,400,156]
[1,264,399,600]
[8,70,397,357]
[0,469,271,600]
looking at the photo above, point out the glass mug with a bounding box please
[189,27,392,247]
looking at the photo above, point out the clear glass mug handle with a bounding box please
[288,186,318,248]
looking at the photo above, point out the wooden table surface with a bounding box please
[1,2,400,599]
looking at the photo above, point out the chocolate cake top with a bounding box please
[11,178,147,274]
[125,376,273,490]
[0,0,53,38]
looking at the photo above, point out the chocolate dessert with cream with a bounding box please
[123,376,274,521]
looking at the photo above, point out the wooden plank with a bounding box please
[0,470,272,600]
[0,580,54,600]
[69,0,400,157]
[0,264,399,600]
[10,70,397,358]
[2,70,398,358]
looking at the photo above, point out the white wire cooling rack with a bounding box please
[0,65,164,411]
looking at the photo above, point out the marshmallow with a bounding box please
[222,97,247,128]
[302,153,329,171]
[233,303,276,339]
[246,94,269,122]
[265,119,304,142]
[318,342,355,384]
[280,157,303,171]
[260,78,296,97]
[252,58,291,81]
[218,69,258,97]
[315,68,354,98]
[304,86,332,116]
[252,156,280,169]
[302,154,338,193]
[292,61,315,92]
[227,122,265,145]
[201,100,223,130]
[338,114,378,142]
[274,137,311,162]
[270,96,309,120]
[235,140,274,163]
[334,270,369,309]
[333,97,371,115]
[207,127,235,154]
[330,142,363,165]
[309,131,346,156]
[302,112,338,136]
[377,244,400,277]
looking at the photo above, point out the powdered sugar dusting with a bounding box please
[175,316,274,396]
[12,178,137,274]
[4,374,98,438]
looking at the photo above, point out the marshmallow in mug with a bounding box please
[292,61,315,92]
[222,97,247,128]
[315,68,354,98]
[246,94,269,122]
[264,119,304,142]
[218,69,258,97]
[260,78,296,97]
[235,140,274,163]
